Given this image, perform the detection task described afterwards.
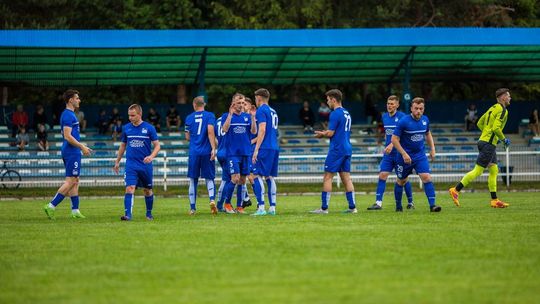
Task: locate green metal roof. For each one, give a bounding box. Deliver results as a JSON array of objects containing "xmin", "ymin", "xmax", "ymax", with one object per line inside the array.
[{"xmin": 1, "ymin": 29, "xmax": 540, "ymax": 86}]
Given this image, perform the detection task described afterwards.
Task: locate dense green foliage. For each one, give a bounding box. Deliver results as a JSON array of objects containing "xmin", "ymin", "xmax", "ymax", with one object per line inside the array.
[
  {"xmin": 1, "ymin": 193, "xmax": 539, "ymax": 303},
  {"xmin": 2, "ymin": 1, "xmax": 540, "ymax": 103}
]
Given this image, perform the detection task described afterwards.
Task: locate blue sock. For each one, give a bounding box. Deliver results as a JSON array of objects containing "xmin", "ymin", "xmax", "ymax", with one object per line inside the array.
[
  {"xmin": 423, "ymin": 182, "xmax": 436, "ymax": 207},
  {"xmin": 404, "ymin": 181, "xmax": 413, "ymax": 204},
  {"xmin": 206, "ymin": 179, "xmax": 215, "ymax": 201},
  {"xmin": 375, "ymin": 179, "xmax": 386, "ymax": 202},
  {"xmin": 225, "ymin": 181, "xmax": 236, "ymax": 204},
  {"xmin": 252, "ymin": 177, "xmax": 265, "ymax": 206},
  {"xmin": 394, "ymin": 183, "xmax": 403, "ymax": 210},
  {"xmin": 124, "ymin": 193, "xmax": 134, "ymax": 217},
  {"xmin": 145, "ymin": 194, "xmax": 153, "ymax": 216},
  {"xmin": 266, "ymin": 178, "xmax": 277, "ymax": 207},
  {"xmin": 321, "ymin": 191, "xmax": 331, "ymax": 210},
  {"xmin": 189, "ymin": 178, "xmax": 198, "ymax": 210},
  {"xmin": 236, "ymin": 184, "xmax": 244, "ymax": 207},
  {"xmin": 50, "ymin": 193, "xmax": 65, "ymax": 207},
  {"xmin": 70, "ymin": 196, "xmax": 79, "ymax": 210},
  {"xmin": 346, "ymin": 192, "xmax": 356, "ymax": 209}
]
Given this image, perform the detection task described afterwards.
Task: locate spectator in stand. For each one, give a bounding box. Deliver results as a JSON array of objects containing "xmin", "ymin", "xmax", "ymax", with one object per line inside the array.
[
  {"xmin": 109, "ymin": 107, "xmax": 121, "ymax": 132},
  {"xmin": 16, "ymin": 127, "xmax": 29, "ymax": 151},
  {"xmin": 112, "ymin": 119, "xmax": 123, "ymax": 141},
  {"xmin": 298, "ymin": 101, "xmax": 315, "ymax": 132},
  {"xmin": 147, "ymin": 107, "xmax": 161, "ymax": 132},
  {"xmin": 75, "ymin": 108, "xmax": 87, "ymax": 133},
  {"xmin": 530, "ymin": 109, "xmax": 540, "ymax": 137},
  {"xmin": 96, "ymin": 109, "xmax": 110, "ymax": 134},
  {"xmin": 166, "ymin": 105, "xmax": 181, "ymax": 131},
  {"xmin": 33, "ymin": 104, "xmax": 49, "ymax": 131},
  {"xmin": 12, "ymin": 104, "xmax": 29, "ymax": 138},
  {"xmin": 36, "ymin": 124, "xmax": 49, "ymax": 151},
  {"xmin": 465, "ymin": 103, "xmax": 478, "ymax": 131},
  {"xmin": 318, "ymin": 101, "xmax": 331, "ymax": 129}
]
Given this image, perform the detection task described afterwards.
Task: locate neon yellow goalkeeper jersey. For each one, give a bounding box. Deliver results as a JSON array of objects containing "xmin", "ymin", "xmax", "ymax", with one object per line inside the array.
[{"xmin": 477, "ymin": 102, "xmax": 508, "ymax": 145}]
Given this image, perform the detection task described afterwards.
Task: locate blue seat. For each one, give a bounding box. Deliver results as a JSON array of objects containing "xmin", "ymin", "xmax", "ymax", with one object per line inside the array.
[
  {"xmin": 363, "ymin": 138, "xmax": 376, "ymax": 143},
  {"xmin": 306, "ymin": 139, "xmax": 319, "ymax": 144},
  {"xmin": 442, "ymin": 146, "xmax": 456, "ymax": 151},
  {"xmin": 456, "ymin": 137, "xmax": 469, "ymax": 142},
  {"xmin": 285, "ymin": 130, "xmax": 298, "ymax": 135},
  {"xmin": 432, "ymin": 163, "xmax": 447, "ymax": 170},
  {"xmin": 451, "ymin": 163, "xmax": 466, "ymax": 170},
  {"xmin": 461, "ymin": 146, "xmax": 474, "ymax": 151},
  {"xmin": 288, "ymin": 139, "xmax": 301, "ymax": 144},
  {"xmin": 432, "ymin": 129, "xmax": 444, "ymax": 134},
  {"xmin": 291, "ymin": 148, "xmax": 305, "ymax": 153},
  {"xmin": 355, "ymin": 165, "xmax": 369, "ymax": 171},
  {"xmin": 310, "ymin": 147, "xmax": 324, "ymax": 153},
  {"xmin": 451, "ymin": 128, "xmax": 463, "ymax": 133},
  {"xmin": 437, "ymin": 137, "xmax": 450, "ymax": 142}
]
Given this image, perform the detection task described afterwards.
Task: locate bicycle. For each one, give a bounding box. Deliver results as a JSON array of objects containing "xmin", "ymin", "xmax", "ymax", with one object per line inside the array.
[{"xmin": 1, "ymin": 160, "xmax": 21, "ymax": 189}]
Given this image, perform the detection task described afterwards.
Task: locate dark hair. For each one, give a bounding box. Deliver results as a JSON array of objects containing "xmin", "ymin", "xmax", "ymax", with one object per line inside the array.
[
  {"xmin": 193, "ymin": 96, "xmax": 205, "ymax": 106},
  {"xmin": 387, "ymin": 95, "xmax": 399, "ymax": 102},
  {"xmin": 325, "ymin": 89, "xmax": 343, "ymax": 102},
  {"xmin": 63, "ymin": 89, "xmax": 79, "ymax": 103},
  {"xmin": 496, "ymin": 88, "xmax": 510, "ymax": 99},
  {"xmin": 245, "ymin": 97, "xmax": 253, "ymax": 104},
  {"xmin": 254, "ymin": 88, "xmax": 270, "ymax": 99},
  {"xmin": 412, "ymin": 97, "xmax": 425, "ymax": 105}
]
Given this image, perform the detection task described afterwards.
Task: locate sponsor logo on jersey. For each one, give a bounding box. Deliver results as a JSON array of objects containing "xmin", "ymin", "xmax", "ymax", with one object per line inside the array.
[
  {"xmin": 233, "ymin": 126, "xmax": 246, "ymax": 134},
  {"xmin": 411, "ymin": 134, "xmax": 424, "ymax": 142},
  {"xmin": 130, "ymin": 139, "xmax": 145, "ymax": 148},
  {"xmin": 385, "ymin": 129, "xmax": 394, "ymax": 135}
]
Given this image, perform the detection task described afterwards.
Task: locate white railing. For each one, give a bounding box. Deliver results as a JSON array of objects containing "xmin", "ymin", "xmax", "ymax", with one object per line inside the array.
[{"xmin": 1, "ymin": 150, "xmax": 539, "ymax": 189}]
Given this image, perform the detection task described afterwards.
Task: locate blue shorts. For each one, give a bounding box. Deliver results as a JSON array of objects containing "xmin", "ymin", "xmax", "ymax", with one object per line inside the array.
[
  {"xmin": 395, "ymin": 153, "xmax": 431, "ymax": 180},
  {"xmin": 228, "ymin": 155, "xmax": 250, "ymax": 176},
  {"xmin": 379, "ymin": 153, "xmax": 398, "ymax": 173},
  {"xmin": 324, "ymin": 152, "xmax": 351, "ymax": 173},
  {"xmin": 187, "ymin": 154, "xmax": 215, "ymax": 179},
  {"xmin": 254, "ymin": 149, "xmax": 279, "ymax": 177},
  {"xmin": 124, "ymin": 164, "xmax": 153, "ymax": 189},
  {"xmin": 218, "ymin": 156, "xmax": 231, "ymax": 182},
  {"xmin": 62, "ymin": 153, "xmax": 81, "ymax": 177}
]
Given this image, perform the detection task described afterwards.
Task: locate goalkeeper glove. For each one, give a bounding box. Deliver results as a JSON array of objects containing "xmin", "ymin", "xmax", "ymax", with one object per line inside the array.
[{"xmin": 501, "ymin": 138, "xmax": 510, "ymax": 149}]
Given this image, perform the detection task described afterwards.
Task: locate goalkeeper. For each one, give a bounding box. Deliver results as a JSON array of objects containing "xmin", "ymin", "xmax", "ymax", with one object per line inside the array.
[{"xmin": 449, "ymin": 88, "xmax": 511, "ymax": 208}]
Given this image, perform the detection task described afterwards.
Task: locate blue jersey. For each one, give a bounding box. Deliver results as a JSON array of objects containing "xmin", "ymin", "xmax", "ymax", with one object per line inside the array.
[
  {"xmin": 223, "ymin": 112, "xmax": 252, "ymax": 156},
  {"xmin": 121, "ymin": 121, "xmax": 159, "ymax": 166},
  {"xmin": 382, "ymin": 111, "xmax": 406, "ymax": 148},
  {"xmin": 185, "ymin": 110, "xmax": 216, "ymax": 156},
  {"xmin": 393, "ymin": 114, "xmax": 430, "ymax": 156},
  {"xmin": 215, "ymin": 115, "xmax": 227, "ymax": 159},
  {"xmin": 328, "ymin": 107, "xmax": 352, "ymax": 156},
  {"xmin": 60, "ymin": 109, "xmax": 81, "ymax": 155},
  {"xmin": 255, "ymin": 104, "xmax": 279, "ymax": 150}
]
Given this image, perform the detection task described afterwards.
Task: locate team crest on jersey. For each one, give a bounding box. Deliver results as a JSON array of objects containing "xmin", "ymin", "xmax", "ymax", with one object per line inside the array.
[
  {"xmin": 244, "ymin": 117, "xmax": 248, "ymax": 122},
  {"xmin": 142, "ymin": 128, "xmax": 148, "ymax": 134},
  {"xmin": 395, "ymin": 118, "xmax": 398, "ymax": 122},
  {"xmin": 422, "ymin": 120, "xmax": 426, "ymax": 125}
]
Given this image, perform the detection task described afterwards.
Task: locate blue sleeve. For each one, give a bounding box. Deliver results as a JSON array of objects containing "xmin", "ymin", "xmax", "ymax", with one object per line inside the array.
[
  {"xmin": 425, "ymin": 117, "xmax": 430, "ymax": 132},
  {"xmin": 256, "ymin": 108, "xmax": 267, "ymax": 124},
  {"xmin": 394, "ymin": 119, "xmax": 405, "ymax": 137},
  {"xmin": 328, "ymin": 111, "xmax": 338, "ymax": 131},
  {"xmin": 121, "ymin": 124, "xmax": 127, "ymax": 143},
  {"xmin": 184, "ymin": 114, "xmax": 192, "ymax": 132},
  {"xmin": 149, "ymin": 125, "xmax": 158, "ymax": 141},
  {"xmin": 207, "ymin": 112, "xmax": 215, "ymax": 126}
]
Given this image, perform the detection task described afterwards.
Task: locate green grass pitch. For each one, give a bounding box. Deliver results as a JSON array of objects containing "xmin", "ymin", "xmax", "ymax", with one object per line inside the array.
[{"xmin": 1, "ymin": 192, "xmax": 539, "ymax": 304}]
